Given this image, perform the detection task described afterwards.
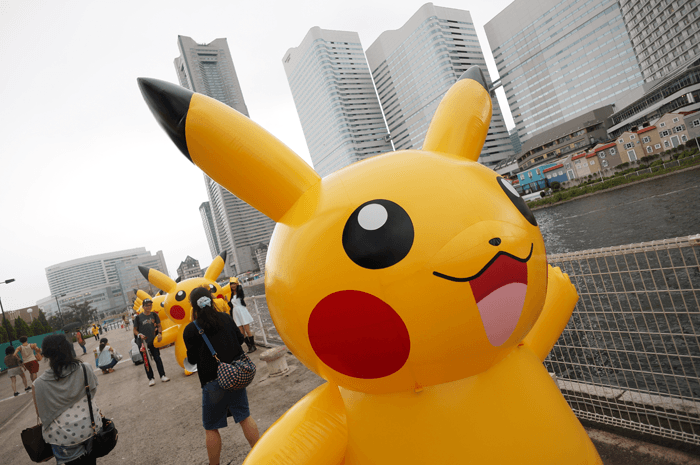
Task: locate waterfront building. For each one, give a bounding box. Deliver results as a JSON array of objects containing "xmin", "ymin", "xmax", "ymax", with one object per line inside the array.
[
  {"xmin": 485, "ymin": 0, "xmax": 645, "ymax": 143},
  {"xmin": 636, "ymin": 126, "xmax": 664, "ymax": 156},
  {"xmin": 177, "ymin": 256, "xmax": 204, "ymax": 280},
  {"xmin": 615, "ymin": 130, "xmax": 642, "ymax": 163},
  {"xmin": 571, "ymin": 152, "xmax": 593, "ymax": 178},
  {"xmin": 654, "ymin": 111, "xmax": 692, "ymax": 149},
  {"xmin": 607, "ymin": 60, "xmax": 700, "ymax": 137},
  {"xmin": 41, "ymin": 248, "xmax": 168, "ymax": 318},
  {"xmin": 592, "ymin": 142, "xmax": 623, "ymax": 170},
  {"xmin": 543, "ymin": 164, "xmax": 568, "ymax": 185},
  {"xmin": 199, "ymin": 202, "xmax": 221, "ymax": 260},
  {"xmin": 684, "ymin": 111, "xmax": 700, "ymax": 144},
  {"xmin": 619, "ymin": 0, "xmax": 700, "ymax": 83},
  {"xmin": 516, "ymin": 162, "xmax": 561, "ymax": 193},
  {"xmin": 283, "ymin": 28, "xmax": 392, "ymax": 177},
  {"xmin": 174, "ymin": 36, "xmax": 275, "ymax": 276},
  {"xmin": 365, "ymin": 3, "xmax": 514, "ymax": 168},
  {"xmin": 514, "ymin": 106, "xmax": 614, "ymax": 170}
]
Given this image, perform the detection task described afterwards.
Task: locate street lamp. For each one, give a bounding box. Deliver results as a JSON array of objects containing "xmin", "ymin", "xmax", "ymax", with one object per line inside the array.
[
  {"xmin": 1, "ymin": 278, "xmax": 16, "ymax": 346},
  {"xmin": 54, "ymin": 293, "xmax": 67, "ymax": 329}
]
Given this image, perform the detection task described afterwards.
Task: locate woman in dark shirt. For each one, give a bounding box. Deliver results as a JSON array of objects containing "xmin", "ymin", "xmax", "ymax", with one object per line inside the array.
[{"xmin": 183, "ymin": 286, "xmax": 259, "ymax": 465}]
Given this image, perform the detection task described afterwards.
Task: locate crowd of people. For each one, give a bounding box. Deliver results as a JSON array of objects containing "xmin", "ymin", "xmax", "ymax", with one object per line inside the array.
[{"xmin": 4, "ymin": 277, "xmax": 260, "ymax": 465}]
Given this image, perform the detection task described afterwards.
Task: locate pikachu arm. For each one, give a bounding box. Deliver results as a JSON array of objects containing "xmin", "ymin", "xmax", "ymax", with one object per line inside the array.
[
  {"xmin": 153, "ymin": 325, "xmax": 178, "ymax": 348},
  {"xmin": 174, "ymin": 326, "xmax": 188, "ymax": 369},
  {"xmin": 522, "ymin": 264, "xmax": 579, "ymax": 362},
  {"xmin": 243, "ymin": 382, "xmax": 347, "ymax": 465}
]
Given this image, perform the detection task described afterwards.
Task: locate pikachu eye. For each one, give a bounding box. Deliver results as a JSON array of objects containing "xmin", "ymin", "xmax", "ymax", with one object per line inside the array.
[
  {"xmin": 497, "ymin": 177, "xmax": 537, "ymax": 226},
  {"xmin": 175, "ymin": 290, "xmax": 186, "ymax": 301},
  {"xmin": 209, "ymin": 284, "xmax": 217, "ymax": 292},
  {"xmin": 343, "ymin": 199, "xmax": 414, "ymax": 269}
]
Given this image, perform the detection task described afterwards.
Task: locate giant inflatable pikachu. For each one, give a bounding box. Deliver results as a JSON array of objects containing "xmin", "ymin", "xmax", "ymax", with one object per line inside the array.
[{"xmin": 138, "ymin": 67, "xmax": 601, "ymax": 464}]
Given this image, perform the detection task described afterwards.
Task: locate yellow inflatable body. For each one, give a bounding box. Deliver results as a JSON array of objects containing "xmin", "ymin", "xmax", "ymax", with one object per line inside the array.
[
  {"xmin": 138, "ymin": 254, "xmax": 230, "ymax": 371},
  {"xmin": 138, "ymin": 67, "xmax": 601, "ymax": 464},
  {"xmin": 133, "ymin": 290, "xmax": 177, "ymax": 348}
]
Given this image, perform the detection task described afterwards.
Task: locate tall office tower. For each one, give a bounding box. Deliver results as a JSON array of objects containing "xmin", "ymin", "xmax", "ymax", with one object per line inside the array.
[
  {"xmin": 199, "ymin": 201, "xmax": 220, "ymax": 259},
  {"xmin": 174, "ymin": 35, "xmax": 275, "ymax": 276},
  {"xmin": 485, "ymin": 0, "xmax": 646, "ymax": 143},
  {"xmin": 619, "ymin": 0, "xmax": 700, "ymax": 83},
  {"xmin": 365, "ymin": 4, "xmax": 514, "ymax": 168},
  {"xmin": 283, "ymin": 28, "xmax": 393, "ymax": 177},
  {"xmin": 42, "ymin": 248, "xmax": 168, "ymax": 317}
]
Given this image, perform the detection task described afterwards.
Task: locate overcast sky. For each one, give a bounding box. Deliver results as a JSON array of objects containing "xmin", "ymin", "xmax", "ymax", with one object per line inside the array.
[{"xmin": 0, "ymin": 0, "xmax": 515, "ymax": 310}]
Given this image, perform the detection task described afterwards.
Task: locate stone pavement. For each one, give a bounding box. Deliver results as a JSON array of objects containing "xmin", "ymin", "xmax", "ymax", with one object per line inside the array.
[{"xmin": 0, "ymin": 324, "xmax": 698, "ymax": 465}]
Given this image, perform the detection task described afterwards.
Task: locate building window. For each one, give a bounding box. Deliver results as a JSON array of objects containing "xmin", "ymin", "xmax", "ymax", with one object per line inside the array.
[
  {"xmin": 602, "ymin": 160, "xmax": 609, "ymax": 168},
  {"xmin": 535, "ymin": 168, "xmax": 540, "ymax": 175},
  {"xmin": 565, "ymin": 163, "xmax": 570, "ymax": 168},
  {"xmin": 528, "ymin": 172, "xmax": 532, "ymax": 178},
  {"xmin": 655, "ymin": 144, "xmax": 661, "ymax": 149},
  {"xmin": 610, "ymin": 148, "xmax": 616, "ymax": 155},
  {"xmin": 646, "ymin": 146, "xmax": 653, "ymax": 153},
  {"xmin": 673, "ymin": 125, "xmax": 685, "ymax": 133},
  {"xmin": 630, "ymin": 134, "xmax": 636, "ymax": 139},
  {"xmin": 546, "ymin": 174, "xmax": 551, "ymax": 179},
  {"xmin": 659, "ymin": 130, "xmax": 671, "ymax": 137},
  {"xmin": 664, "ymin": 140, "xmax": 670, "ymax": 148},
  {"xmin": 682, "ymin": 135, "xmax": 687, "ymax": 142},
  {"xmin": 660, "ymin": 122, "xmax": 666, "ymax": 127},
  {"xmin": 590, "ymin": 160, "xmax": 595, "ymax": 165},
  {"xmin": 624, "ymin": 142, "xmax": 634, "ymax": 149},
  {"xmin": 599, "ymin": 152, "xmax": 606, "ymax": 158},
  {"xmin": 627, "ymin": 150, "xmax": 637, "ymax": 161},
  {"xmin": 520, "ymin": 174, "xmax": 525, "ymax": 180},
  {"xmin": 618, "ymin": 139, "xmax": 624, "ymax": 143},
  {"xmin": 567, "ymin": 170, "xmax": 575, "ymax": 179},
  {"xmin": 692, "ymin": 119, "xmax": 700, "ymax": 128},
  {"xmin": 558, "ymin": 170, "xmax": 564, "ymax": 176},
  {"xmin": 643, "ymin": 136, "xmax": 651, "ymax": 143},
  {"xmin": 673, "ymin": 117, "xmax": 679, "ymax": 123}
]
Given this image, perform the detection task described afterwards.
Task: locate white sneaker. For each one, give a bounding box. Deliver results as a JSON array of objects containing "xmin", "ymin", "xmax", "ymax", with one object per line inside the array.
[
  {"xmin": 148, "ymin": 379, "xmax": 155, "ymax": 387},
  {"xmin": 160, "ymin": 376, "xmax": 170, "ymax": 383}
]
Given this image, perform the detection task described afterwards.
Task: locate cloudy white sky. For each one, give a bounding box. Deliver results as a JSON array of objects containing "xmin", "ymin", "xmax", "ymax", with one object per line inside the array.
[{"xmin": 0, "ymin": 0, "xmax": 515, "ymax": 309}]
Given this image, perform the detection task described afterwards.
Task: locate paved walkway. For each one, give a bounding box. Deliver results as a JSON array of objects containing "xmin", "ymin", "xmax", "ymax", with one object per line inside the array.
[{"xmin": 1, "ymin": 325, "xmax": 698, "ymax": 464}]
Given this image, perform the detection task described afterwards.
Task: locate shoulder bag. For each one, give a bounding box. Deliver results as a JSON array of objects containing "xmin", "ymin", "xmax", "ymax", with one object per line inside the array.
[
  {"xmin": 81, "ymin": 365, "xmax": 118, "ymax": 457},
  {"xmin": 20, "ymin": 418, "xmax": 53, "ymax": 462},
  {"xmin": 193, "ymin": 320, "xmax": 256, "ymax": 390}
]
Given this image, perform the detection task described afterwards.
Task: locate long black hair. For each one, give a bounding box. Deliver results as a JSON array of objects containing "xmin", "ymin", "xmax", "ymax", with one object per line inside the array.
[
  {"xmin": 99, "ymin": 338, "xmax": 109, "ymax": 353},
  {"xmin": 42, "ymin": 335, "xmax": 81, "ymax": 380},
  {"xmin": 232, "ymin": 283, "xmax": 246, "ymax": 307},
  {"xmin": 190, "ymin": 286, "xmax": 221, "ymax": 331}
]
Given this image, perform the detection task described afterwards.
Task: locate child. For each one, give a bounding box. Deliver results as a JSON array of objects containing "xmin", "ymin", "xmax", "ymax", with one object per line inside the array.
[{"xmin": 4, "ymin": 346, "xmax": 29, "ymax": 395}]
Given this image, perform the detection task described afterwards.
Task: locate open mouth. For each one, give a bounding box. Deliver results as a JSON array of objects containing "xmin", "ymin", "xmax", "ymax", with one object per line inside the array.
[{"xmin": 433, "ymin": 244, "xmax": 532, "ymax": 346}]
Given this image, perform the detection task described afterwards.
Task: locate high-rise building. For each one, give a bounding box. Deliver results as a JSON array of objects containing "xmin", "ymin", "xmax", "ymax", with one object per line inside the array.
[
  {"xmin": 41, "ymin": 248, "xmax": 168, "ymax": 317},
  {"xmin": 283, "ymin": 28, "xmax": 393, "ymax": 177},
  {"xmin": 174, "ymin": 35, "xmax": 275, "ymax": 276},
  {"xmin": 619, "ymin": 0, "xmax": 700, "ymax": 83},
  {"xmin": 199, "ymin": 201, "xmax": 220, "ymax": 259},
  {"xmin": 365, "ymin": 4, "xmax": 514, "ymax": 168},
  {"xmin": 485, "ymin": 0, "xmax": 646, "ymax": 143}
]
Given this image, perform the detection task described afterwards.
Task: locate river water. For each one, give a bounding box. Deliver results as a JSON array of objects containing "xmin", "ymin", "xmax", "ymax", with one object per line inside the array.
[{"xmin": 534, "ymin": 169, "xmax": 700, "ymax": 254}]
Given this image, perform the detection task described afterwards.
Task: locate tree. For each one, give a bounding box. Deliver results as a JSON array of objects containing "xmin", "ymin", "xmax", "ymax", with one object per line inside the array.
[
  {"xmin": 30, "ymin": 319, "xmax": 46, "ymax": 336},
  {"xmin": 14, "ymin": 317, "xmax": 32, "ymax": 338},
  {"xmin": 47, "ymin": 315, "xmax": 62, "ymax": 332},
  {"xmin": 37, "ymin": 310, "xmax": 53, "ymax": 334},
  {"xmin": 551, "ymin": 181, "xmax": 561, "ymax": 191},
  {"xmin": 3, "ymin": 318, "xmax": 17, "ymax": 341},
  {"xmin": 65, "ymin": 300, "xmax": 97, "ymax": 327},
  {"xmin": 0, "ymin": 326, "xmax": 8, "ymax": 343}
]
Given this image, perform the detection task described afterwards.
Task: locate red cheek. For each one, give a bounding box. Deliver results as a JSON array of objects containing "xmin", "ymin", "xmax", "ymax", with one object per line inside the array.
[
  {"xmin": 170, "ymin": 306, "xmax": 185, "ymax": 320},
  {"xmin": 217, "ymin": 294, "xmax": 224, "ymax": 299},
  {"xmin": 308, "ymin": 290, "xmax": 410, "ymax": 379}
]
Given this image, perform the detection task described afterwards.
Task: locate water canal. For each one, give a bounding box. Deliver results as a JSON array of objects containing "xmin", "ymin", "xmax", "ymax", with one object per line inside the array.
[{"xmin": 534, "ymin": 169, "xmax": 700, "ymax": 254}]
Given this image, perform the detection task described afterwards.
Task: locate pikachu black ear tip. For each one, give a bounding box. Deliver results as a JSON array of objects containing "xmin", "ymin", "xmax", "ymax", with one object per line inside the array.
[
  {"xmin": 138, "ymin": 266, "xmax": 150, "ymax": 280},
  {"xmin": 137, "ymin": 77, "xmax": 193, "ymax": 163},
  {"xmin": 458, "ymin": 66, "xmax": 488, "ymax": 92},
  {"xmin": 219, "ymin": 251, "xmax": 227, "ymax": 262}
]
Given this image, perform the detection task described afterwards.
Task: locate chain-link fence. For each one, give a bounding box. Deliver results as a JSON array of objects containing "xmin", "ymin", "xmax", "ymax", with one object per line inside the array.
[{"xmin": 547, "ymin": 235, "xmax": 700, "ymax": 445}]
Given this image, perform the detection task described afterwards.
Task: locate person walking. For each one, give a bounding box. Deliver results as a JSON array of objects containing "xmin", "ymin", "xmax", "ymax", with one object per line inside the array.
[
  {"xmin": 97, "ymin": 338, "xmax": 117, "ymax": 374},
  {"xmin": 34, "ymin": 334, "xmax": 102, "ymax": 464},
  {"xmin": 183, "ymin": 286, "xmax": 259, "ymax": 465},
  {"xmin": 4, "ymin": 346, "xmax": 29, "ymax": 396},
  {"xmin": 133, "ymin": 298, "xmax": 169, "ymax": 386},
  {"xmin": 226, "ymin": 277, "xmax": 256, "ymax": 353},
  {"xmin": 91, "ymin": 325, "xmax": 99, "ymax": 342},
  {"xmin": 76, "ymin": 331, "xmax": 87, "ymax": 355},
  {"xmin": 14, "ymin": 335, "xmax": 42, "ymax": 383}
]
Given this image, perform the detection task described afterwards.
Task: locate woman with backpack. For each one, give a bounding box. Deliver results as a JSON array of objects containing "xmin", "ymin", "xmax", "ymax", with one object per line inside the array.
[{"xmin": 183, "ymin": 286, "xmax": 259, "ymax": 465}]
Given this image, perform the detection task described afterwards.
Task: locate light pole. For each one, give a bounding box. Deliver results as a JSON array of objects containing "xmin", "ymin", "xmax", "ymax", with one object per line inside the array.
[
  {"xmin": 1, "ymin": 278, "xmax": 16, "ymax": 346},
  {"xmin": 54, "ymin": 293, "xmax": 67, "ymax": 329}
]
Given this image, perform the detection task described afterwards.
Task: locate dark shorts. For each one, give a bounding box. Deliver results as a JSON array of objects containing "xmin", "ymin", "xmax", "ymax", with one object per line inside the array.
[
  {"xmin": 24, "ymin": 361, "xmax": 39, "ymax": 374},
  {"xmin": 201, "ymin": 380, "xmax": 250, "ymax": 430}
]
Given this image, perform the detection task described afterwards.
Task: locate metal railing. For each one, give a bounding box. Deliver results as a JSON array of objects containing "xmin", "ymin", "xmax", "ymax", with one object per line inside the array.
[
  {"xmin": 547, "ymin": 235, "xmax": 700, "ymax": 445},
  {"xmin": 245, "ymin": 235, "xmax": 700, "ymax": 445}
]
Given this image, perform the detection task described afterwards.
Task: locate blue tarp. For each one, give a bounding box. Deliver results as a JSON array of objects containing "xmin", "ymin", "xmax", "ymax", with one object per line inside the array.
[{"xmin": 0, "ymin": 331, "xmax": 65, "ymax": 371}]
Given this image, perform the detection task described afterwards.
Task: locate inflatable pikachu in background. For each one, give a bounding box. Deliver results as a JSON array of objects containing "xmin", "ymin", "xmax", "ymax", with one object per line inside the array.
[
  {"xmin": 133, "ymin": 290, "xmax": 178, "ymax": 348},
  {"xmin": 138, "ymin": 253, "xmax": 230, "ymax": 373},
  {"xmin": 138, "ymin": 67, "xmax": 602, "ymax": 464}
]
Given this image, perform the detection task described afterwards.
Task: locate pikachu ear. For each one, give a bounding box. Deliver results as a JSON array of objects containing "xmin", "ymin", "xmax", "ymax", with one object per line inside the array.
[
  {"xmin": 136, "ymin": 290, "xmax": 152, "ymax": 301},
  {"xmin": 204, "ymin": 252, "xmax": 227, "ymax": 281},
  {"xmin": 139, "ymin": 266, "xmax": 177, "ymax": 294},
  {"xmin": 138, "ymin": 78, "xmax": 321, "ymax": 222},
  {"xmin": 422, "ymin": 66, "xmax": 492, "ymax": 162}
]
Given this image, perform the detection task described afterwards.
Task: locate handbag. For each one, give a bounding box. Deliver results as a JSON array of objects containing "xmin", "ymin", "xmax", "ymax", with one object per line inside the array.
[
  {"xmin": 20, "ymin": 420, "xmax": 53, "ymax": 462},
  {"xmin": 193, "ymin": 320, "xmax": 256, "ymax": 390},
  {"xmin": 82, "ymin": 365, "xmax": 118, "ymax": 457}
]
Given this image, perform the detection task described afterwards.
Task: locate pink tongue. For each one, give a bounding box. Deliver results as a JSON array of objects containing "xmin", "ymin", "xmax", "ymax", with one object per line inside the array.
[{"xmin": 476, "ymin": 283, "xmax": 527, "ymax": 347}]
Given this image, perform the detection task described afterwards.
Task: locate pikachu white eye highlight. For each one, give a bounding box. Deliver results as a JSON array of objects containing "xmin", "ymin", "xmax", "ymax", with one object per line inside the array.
[{"xmin": 358, "ymin": 203, "xmax": 389, "ymax": 231}]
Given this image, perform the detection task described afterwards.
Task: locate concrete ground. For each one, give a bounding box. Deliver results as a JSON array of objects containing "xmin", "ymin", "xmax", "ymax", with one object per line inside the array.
[{"xmin": 1, "ymin": 325, "xmax": 698, "ymax": 465}]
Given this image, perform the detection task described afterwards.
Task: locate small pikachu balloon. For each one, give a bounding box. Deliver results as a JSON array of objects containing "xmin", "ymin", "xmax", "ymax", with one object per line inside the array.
[{"xmin": 138, "ymin": 66, "xmax": 601, "ymax": 464}]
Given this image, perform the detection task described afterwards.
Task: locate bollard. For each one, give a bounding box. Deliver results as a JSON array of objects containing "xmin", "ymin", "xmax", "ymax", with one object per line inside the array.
[
  {"xmin": 259, "ymin": 346, "xmax": 289, "ymax": 377},
  {"xmin": 93, "ymin": 349, "xmax": 99, "ymax": 368}
]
